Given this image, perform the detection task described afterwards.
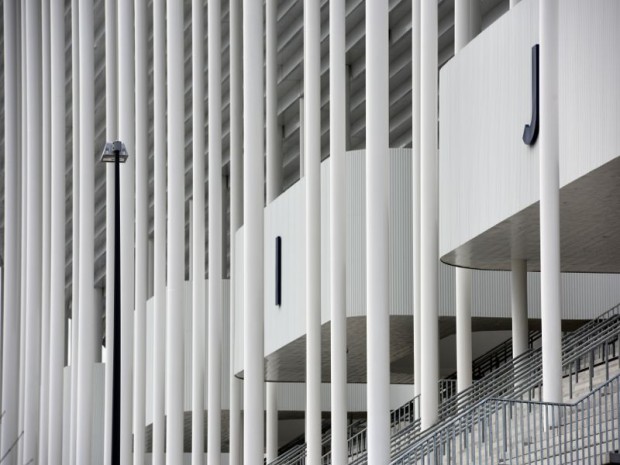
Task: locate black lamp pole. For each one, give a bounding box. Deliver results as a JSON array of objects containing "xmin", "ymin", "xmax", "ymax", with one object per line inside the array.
[
  {"xmin": 111, "ymin": 148, "xmax": 121, "ymax": 465},
  {"xmin": 101, "ymin": 140, "xmax": 127, "ymax": 465}
]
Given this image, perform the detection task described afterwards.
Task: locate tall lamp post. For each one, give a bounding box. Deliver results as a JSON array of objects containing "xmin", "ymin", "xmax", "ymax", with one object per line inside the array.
[{"xmin": 101, "ymin": 140, "xmax": 128, "ymax": 465}]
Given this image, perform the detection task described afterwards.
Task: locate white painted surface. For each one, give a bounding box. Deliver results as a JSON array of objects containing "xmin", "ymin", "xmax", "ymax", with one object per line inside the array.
[
  {"xmin": 234, "ymin": 152, "xmax": 620, "ymax": 371},
  {"xmin": 440, "ymin": 0, "xmax": 620, "ymax": 258}
]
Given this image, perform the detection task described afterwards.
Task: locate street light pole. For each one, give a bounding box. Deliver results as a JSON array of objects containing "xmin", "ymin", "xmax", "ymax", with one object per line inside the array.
[{"xmin": 101, "ymin": 140, "xmax": 128, "ymax": 465}]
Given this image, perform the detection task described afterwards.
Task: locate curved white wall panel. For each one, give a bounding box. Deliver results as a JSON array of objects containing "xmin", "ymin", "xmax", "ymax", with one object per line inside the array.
[
  {"xmin": 233, "ymin": 149, "xmax": 620, "ymax": 371},
  {"xmin": 440, "ymin": 0, "xmax": 620, "ymax": 262}
]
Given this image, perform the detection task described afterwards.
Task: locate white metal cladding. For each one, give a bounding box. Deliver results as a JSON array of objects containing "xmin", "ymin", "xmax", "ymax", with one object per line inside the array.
[
  {"xmin": 439, "ymin": 0, "xmax": 620, "ymax": 257},
  {"xmin": 234, "ymin": 149, "xmax": 620, "ymax": 367},
  {"xmin": 272, "ymin": 383, "xmax": 415, "ymax": 413},
  {"xmin": 144, "ymin": 280, "xmax": 231, "ymax": 425}
]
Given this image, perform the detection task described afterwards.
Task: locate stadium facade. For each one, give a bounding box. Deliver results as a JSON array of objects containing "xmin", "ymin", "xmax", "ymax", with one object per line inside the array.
[{"xmin": 1, "ymin": 0, "xmax": 620, "ymax": 464}]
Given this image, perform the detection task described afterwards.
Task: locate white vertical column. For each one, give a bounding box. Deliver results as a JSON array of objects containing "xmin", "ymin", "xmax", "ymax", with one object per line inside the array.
[
  {"xmin": 69, "ymin": 0, "xmax": 80, "ymax": 462},
  {"xmin": 366, "ymin": 0, "xmax": 390, "ymax": 460},
  {"xmin": 228, "ymin": 0, "xmax": 243, "ymax": 461},
  {"xmin": 118, "ymin": 0, "xmax": 136, "ymax": 461},
  {"xmin": 266, "ymin": 384, "xmax": 278, "ymax": 462},
  {"xmin": 75, "ymin": 0, "xmax": 96, "ymax": 460},
  {"xmin": 412, "ymin": 0, "xmax": 422, "ymax": 398},
  {"xmin": 266, "ymin": 0, "xmax": 282, "ymax": 201},
  {"xmin": 191, "ymin": 1, "xmax": 206, "ymax": 463},
  {"xmin": 453, "ymin": 0, "xmax": 479, "ymax": 395},
  {"xmin": 540, "ymin": 0, "xmax": 562, "ymax": 405},
  {"xmin": 208, "ymin": 0, "xmax": 223, "ymax": 461},
  {"xmin": 23, "ymin": 0, "xmax": 43, "ymax": 461},
  {"xmin": 329, "ymin": 0, "xmax": 347, "ymax": 460},
  {"xmin": 1, "ymin": 0, "xmax": 21, "ymax": 461},
  {"xmin": 511, "ymin": 259, "xmax": 528, "ymax": 358},
  {"xmin": 133, "ymin": 0, "xmax": 148, "ymax": 460},
  {"xmin": 152, "ymin": 1, "xmax": 166, "ymax": 464},
  {"xmin": 39, "ymin": 0, "xmax": 52, "ymax": 458},
  {"xmin": 167, "ymin": 0, "xmax": 185, "ymax": 460},
  {"xmin": 103, "ymin": 0, "xmax": 118, "ymax": 462},
  {"xmin": 299, "ymin": 98, "xmax": 305, "ymax": 178},
  {"xmin": 304, "ymin": 0, "xmax": 321, "ymax": 463},
  {"xmin": 420, "ymin": 0, "xmax": 439, "ymax": 431},
  {"xmin": 456, "ymin": 270, "xmax": 472, "ymax": 392},
  {"xmin": 243, "ymin": 0, "xmax": 265, "ymax": 461}
]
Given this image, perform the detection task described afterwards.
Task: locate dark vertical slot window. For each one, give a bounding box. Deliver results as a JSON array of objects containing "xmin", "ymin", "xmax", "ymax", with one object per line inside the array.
[{"xmin": 275, "ymin": 236, "xmax": 282, "ymax": 306}]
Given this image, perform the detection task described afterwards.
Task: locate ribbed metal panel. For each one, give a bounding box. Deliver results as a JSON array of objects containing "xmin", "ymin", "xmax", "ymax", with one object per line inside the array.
[{"xmin": 346, "ymin": 151, "xmax": 367, "ymax": 317}]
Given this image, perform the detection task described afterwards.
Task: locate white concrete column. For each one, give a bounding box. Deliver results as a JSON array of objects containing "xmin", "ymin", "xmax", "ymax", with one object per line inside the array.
[
  {"xmin": 366, "ymin": 0, "xmax": 390, "ymax": 460},
  {"xmin": 412, "ymin": 0, "xmax": 421, "ymax": 398},
  {"xmin": 299, "ymin": 97, "xmax": 305, "ymax": 178},
  {"xmin": 511, "ymin": 259, "xmax": 528, "ymax": 358},
  {"xmin": 103, "ymin": 0, "xmax": 118, "ymax": 462},
  {"xmin": 208, "ymin": 0, "xmax": 223, "ymax": 461},
  {"xmin": 23, "ymin": 0, "xmax": 43, "ymax": 461},
  {"xmin": 1, "ymin": 1, "xmax": 21, "ymax": 461},
  {"xmin": 152, "ymin": 1, "xmax": 166, "ymax": 463},
  {"xmin": 75, "ymin": 0, "xmax": 96, "ymax": 460},
  {"xmin": 192, "ymin": 0, "xmax": 206, "ymax": 463},
  {"xmin": 456, "ymin": 270, "xmax": 472, "ymax": 392},
  {"xmin": 329, "ymin": 0, "xmax": 348, "ymax": 461},
  {"xmin": 243, "ymin": 0, "xmax": 265, "ymax": 461},
  {"xmin": 133, "ymin": 0, "xmax": 148, "ymax": 460},
  {"xmin": 39, "ymin": 1, "xmax": 52, "ymax": 458},
  {"xmin": 304, "ymin": 0, "xmax": 322, "ymax": 463},
  {"xmin": 266, "ymin": 0, "xmax": 282, "ymax": 202},
  {"xmin": 454, "ymin": 0, "xmax": 480, "ymax": 53},
  {"xmin": 69, "ymin": 1, "xmax": 80, "ymax": 462},
  {"xmin": 453, "ymin": 0, "xmax": 480, "ymax": 396},
  {"xmin": 228, "ymin": 0, "xmax": 243, "ymax": 461},
  {"xmin": 167, "ymin": 0, "xmax": 185, "ymax": 460},
  {"xmin": 420, "ymin": 0, "xmax": 439, "ymax": 430},
  {"xmin": 539, "ymin": 0, "xmax": 562, "ymax": 404},
  {"xmin": 118, "ymin": 0, "xmax": 136, "ymax": 461},
  {"xmin": 266, "ymin": 384, "xmax": 278, "ymax": 462}
]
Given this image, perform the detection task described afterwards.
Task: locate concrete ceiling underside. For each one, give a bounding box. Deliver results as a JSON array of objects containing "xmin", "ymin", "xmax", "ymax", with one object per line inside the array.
[
  {"xmin": 235, "ymin": 315, "xmax": 584, "ymax": 384},
  {"xmin": 442, "ymin": 155, "xmax": 620, "ymax": 273}
]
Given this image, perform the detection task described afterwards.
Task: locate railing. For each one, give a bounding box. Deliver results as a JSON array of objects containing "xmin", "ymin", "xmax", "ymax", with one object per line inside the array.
[
  {"xmin": 347, "ymin": 304, "xmax": 620, "ymax": 464},
  {"xmin": 391, "ymin": 373, "xmax": 620, "ymax": 465}
]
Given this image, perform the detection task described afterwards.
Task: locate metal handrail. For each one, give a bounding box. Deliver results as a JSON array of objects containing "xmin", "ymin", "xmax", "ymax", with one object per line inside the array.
[
  {"xmin": 391, "ymin": 372, "xmax": 620, "ymax": 464},
  {"xmin": 347, "ymin": 305, "xmax": 620, "ymax": 464}
]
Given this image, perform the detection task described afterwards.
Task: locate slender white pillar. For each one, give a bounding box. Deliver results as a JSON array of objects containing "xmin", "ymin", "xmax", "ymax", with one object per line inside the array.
[
  {"xmin": 266, "ymin": 384, "xmax": 278, "ymax": 462},
  {"xmin": 299, "ymin": 97, "xmax": 305, "ymax": 178},
  {"xmin": 103, "ymin": 0, "xmax": 118, "ymax": 462},
  {"xmin": 539, "ymin": 0, "xmax": 562, "ymax": 404},
  {"xmin": 39, "ymin": 1, "xmax": 52, "ymax": 458},
  {"xmin": 152, "ymin": 1, "xmax": 166, "ymax": 464},
  {"xmin": 69, "ymin": 1, "xmax": 80, "ymax": 462},
  {"xmin": 454, "ymin": 0, "xmax": 481, "ymax": 53},
  {"xmin": 191, "ymin": 1, "xmax": 206, "ymax": 463},
  {"xmin": 228, "ymin": 0, "xmax": 243, "ymax": 461},
  {"xmin": 456, "ymin": 270, "xmax": 472, "ymax": 392},
  {"xmin": 266, "ymin": 0, "xmax": 282, "ymax": 201},
  {"xmin": 366, "ymin": 0, "xmax": 390, "ymax": 461},
  {"xmin": 118, "ymin": 0, "xmax": 136, "ymax": 461},
  {"xmin": 420, "ymin": 0, "xmax": 439, "ymax": 431},
  {"xmin": 208, "ymin": 0, "xmax": 223, "ymax": 461},
  {"xmin": 23, "ymin": 0, "xmax": 43, "ymax": 461},
  {"xmin": 511, "ymin": 259, "xmax": 528, "ymax": 358},
  {"xmin": 412, "ymin": 0, "xmax": 422, "ymax": 398},
  {"xmin": 243, "ymin": 0, "xmax": 265, "ymax": 461},
  {"xmin": 453, "ymin": 0, "xmax": 479, "ymax": 395},
  {"xmin": 304, "ymin": 0, "xmax": 322, "ymax": 463},
  {"xmin": 1, "ymin": 1, "xmax": 21, "ymax": 461},
  {"xmin": 329, "ymin": 0, "xmax": 348, "ymax": 461},
  {"xmin": 167, "ymin": 0, "xmax": 185, "ymax": 460},
  {"xmin": 18, "ymin": 5, "xmax": 27, "ymax": 461},
  {"xmin": 75, "ymin": 0, "xmax": 96, "ymax": 460},
  {"xmin": 133, "ymin": 0, "xmax": 148, "ymax": 460}
]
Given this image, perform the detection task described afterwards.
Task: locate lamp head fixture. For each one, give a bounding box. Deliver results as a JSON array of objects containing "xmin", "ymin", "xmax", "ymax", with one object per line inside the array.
[{"xmin": 100, "ymin": 140, "xmax": 129, "ymax": 163}]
